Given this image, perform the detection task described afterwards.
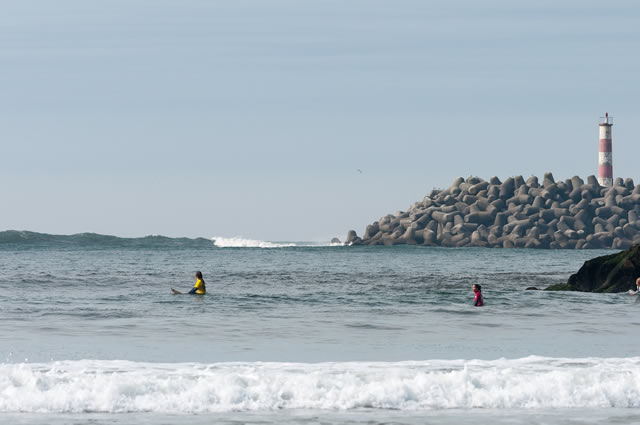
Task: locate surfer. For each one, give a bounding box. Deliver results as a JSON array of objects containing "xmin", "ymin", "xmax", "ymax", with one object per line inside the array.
[
  {"xmin": 473, "ymin": 284, "xmax": 484, "ymax": 306},
  {"xmin": 188, "ymin": 271, "xmax": 206, "ymax": 295}
]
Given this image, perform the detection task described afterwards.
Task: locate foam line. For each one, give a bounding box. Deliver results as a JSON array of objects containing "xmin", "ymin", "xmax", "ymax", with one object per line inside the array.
[{"xmin": 2, "ymin": 357, "xmax": 640, "ymax": 413}]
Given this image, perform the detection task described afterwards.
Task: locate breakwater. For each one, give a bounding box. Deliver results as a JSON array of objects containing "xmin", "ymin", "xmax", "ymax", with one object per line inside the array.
[{"xmin": 346, "ymin": 173, "xmax": 640, "ymax": 249}]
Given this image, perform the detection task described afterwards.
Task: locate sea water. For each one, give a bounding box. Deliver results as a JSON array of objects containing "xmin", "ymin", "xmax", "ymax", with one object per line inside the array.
[{"xmin": 1, "ymin": 233, "xmax": 640, "ymax": 424}]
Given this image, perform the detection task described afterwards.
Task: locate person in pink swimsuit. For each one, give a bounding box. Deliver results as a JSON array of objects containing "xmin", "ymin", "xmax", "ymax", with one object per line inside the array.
[{"xmin": 473, "ymin": 284, "xmax": 484, "ymax": 307}]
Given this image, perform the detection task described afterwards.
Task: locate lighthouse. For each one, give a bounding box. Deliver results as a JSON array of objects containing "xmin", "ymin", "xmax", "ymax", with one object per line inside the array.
[{"xmin": 598, "ymin": 112, "xmax": 613, "ymax": 187}]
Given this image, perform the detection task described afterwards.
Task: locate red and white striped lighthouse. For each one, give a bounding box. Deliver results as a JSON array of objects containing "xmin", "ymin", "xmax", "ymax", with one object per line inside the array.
[{"xmin": 598, "ymin": 112, "xmax": 613, "ymax": 187}]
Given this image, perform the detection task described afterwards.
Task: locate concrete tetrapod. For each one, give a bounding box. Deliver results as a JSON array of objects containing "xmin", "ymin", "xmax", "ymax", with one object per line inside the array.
[{"xmin": 345, "ymin": 174, "xmax": 640, "ymax": 249}]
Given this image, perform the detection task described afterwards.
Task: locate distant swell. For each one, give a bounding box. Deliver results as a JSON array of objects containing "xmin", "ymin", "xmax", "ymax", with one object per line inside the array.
[
  {"xmin": 2, "ymin": 357, "xmax": 640, "ymax": 413},
  {"xmin": 0, "ymin": 231, "xmax": 214, "ymax": 249}
]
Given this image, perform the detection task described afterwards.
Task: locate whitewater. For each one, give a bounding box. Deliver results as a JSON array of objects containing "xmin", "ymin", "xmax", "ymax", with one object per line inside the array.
[
  {"xmin": 3, "ymin": 357, "xmax": 640, "ymax": 413},
  {"xmin": 2, "ymin": 232, "xmax": 640, "ymax": 424}
]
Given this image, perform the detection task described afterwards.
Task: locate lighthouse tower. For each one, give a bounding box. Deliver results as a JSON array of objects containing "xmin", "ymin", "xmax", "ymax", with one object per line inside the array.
[{"xmin": 598, "ymin": 112, "xmax": 613, "ymax": 187}]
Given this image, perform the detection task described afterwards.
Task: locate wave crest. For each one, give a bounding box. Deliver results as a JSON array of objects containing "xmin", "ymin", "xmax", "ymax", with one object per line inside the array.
[
  {"xmin": 211, "ymin": 237, "xmax": 297, "ymax": 248},
  {"xmin": 2, "ymin": 357, "xmax": 640, "ymax": 413}
]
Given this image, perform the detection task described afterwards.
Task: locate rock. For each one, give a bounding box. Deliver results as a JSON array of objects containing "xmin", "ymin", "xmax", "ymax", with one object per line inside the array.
[
  {"xmin": 422, "ymin": 229, "xmax": 436, "ymax": 245},
  {"xmin": 439, "ymin": 205, "xmax": 457, "ymax": 214},
  {"xmin": 547, "ymin": 245, "xmax": 640, "ymax": 292},
  {"xmin": 538, "ymin": 209, "xmax": 554, "ymax": 222},
  {"xmin": 351, "ymin": 174, "xmax": 640, "ymax": 249},
  {"xmin": 524, "ymin": 238, "xmax": 542, "ymax": 248},
  {"xmin": 331, "ymin": 237, "xmax": 341, "ymax": 244},
  {"xmin": 526, "ymin": 176, "xmax": 539, "ymax": 188},
  {"xmin": 400, "ymin": 227, "xmax": 417, "ymax": 245},
  {"xmin": 587, "ymin": 175, "xmax": 599, "ymax": 186},
  {"xmin": 345, "ymin": 230, "xmax": 359, "ymax": 245},
  {"xmin": 363, "ymin": 223, "xmax": 380, "ymax": 240},
  {"xmin": 499, "ymin": 177, "xmax": 515, "ymax": 199},
  {"xmin": 571, "ymin": 176, "xmax": 585, "ymax": 190},
  {"xmin": 469, "ymin": 181, "xmax": 489, "ymax": 195},
  {"xmin": 450, "ymin": 176, "xmax": 465, "ymax": 189},
  {"xmin": 465, "ymin": 211, "xmax": 496, "ymax": 226},
  {"xmin": 462, "ymin": 194, "xmax": 478, "ymax": 204},
  {"xmin": 543, "ymin": 172, "xmax": 555, "ymax": 188},
  {"xmin": 432, "ymin": 211, "xmax": 456, "ymax": 224}
]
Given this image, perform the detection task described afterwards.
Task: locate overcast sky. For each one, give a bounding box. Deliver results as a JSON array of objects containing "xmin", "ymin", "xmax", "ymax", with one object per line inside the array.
[{"xmin": 1, "ymin": 0, "xmax": 639, "ymax": 241}]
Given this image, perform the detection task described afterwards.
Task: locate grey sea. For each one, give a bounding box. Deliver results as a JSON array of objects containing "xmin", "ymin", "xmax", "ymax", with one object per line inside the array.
[{"xmin": 1, "ymin": 232, "xmax": 640, "ymax": 425}]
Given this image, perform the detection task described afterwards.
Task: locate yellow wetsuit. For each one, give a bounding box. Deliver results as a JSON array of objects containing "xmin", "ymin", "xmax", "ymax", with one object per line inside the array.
[{"xmin": 190, "ymin": 278, "xmax": 206, "ymax": 295}]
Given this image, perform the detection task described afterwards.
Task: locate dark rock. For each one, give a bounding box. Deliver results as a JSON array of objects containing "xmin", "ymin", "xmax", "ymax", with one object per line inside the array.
[
  {"xmin": 547, "ymin": 245, "xmax": 640, "ymax": 292},
  {"xmin": 539, "ymin": 209, "xmax": 555, "ymax": 222}
]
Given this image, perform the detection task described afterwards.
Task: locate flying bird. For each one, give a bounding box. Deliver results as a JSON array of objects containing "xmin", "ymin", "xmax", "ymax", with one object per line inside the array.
[{"xmin": 356, "ymin": 169, "xmax": 363, "ymax": 174}]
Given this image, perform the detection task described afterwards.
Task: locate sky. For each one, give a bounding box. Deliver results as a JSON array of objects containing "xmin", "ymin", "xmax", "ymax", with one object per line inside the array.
[{"xmin": 1, "ymin": 0, "xmax": 639, "ymax": 241}]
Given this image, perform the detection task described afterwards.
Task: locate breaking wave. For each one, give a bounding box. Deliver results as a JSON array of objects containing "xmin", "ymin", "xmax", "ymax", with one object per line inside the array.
[
  {"xmin": 211, "ymin": 237, "xmax": 341, "ymax": 248},
  {"xmin": 2, "ymin": 357, "xmax": 640, "ymax": 413},
  {"xmin": 211, "ymin": 237, "xmax": 297, "ymax": 248}
]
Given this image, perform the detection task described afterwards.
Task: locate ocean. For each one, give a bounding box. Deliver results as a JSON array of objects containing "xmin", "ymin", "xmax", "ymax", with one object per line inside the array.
[{"xmin": 1, "ymin": 232, "xmax": 640, "ymax": 424}]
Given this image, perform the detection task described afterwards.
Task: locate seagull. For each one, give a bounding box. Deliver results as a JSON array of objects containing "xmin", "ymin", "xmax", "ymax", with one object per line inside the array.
[{"xmin": 356, "ymin": 169, "xmax": 363, "ymax": 174}]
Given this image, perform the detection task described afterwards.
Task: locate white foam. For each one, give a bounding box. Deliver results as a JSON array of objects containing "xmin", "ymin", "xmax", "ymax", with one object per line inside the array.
[
  {"xmin": 211, "ymin": 237, "xmax": 341, "ymax": 248},
  {"xmin": 211, "ymin": 237, "xmax": 297, "ymax": 248},
  {"xmin": 2, "ymin": 357, "xmax": 640, "ymax": 413}
]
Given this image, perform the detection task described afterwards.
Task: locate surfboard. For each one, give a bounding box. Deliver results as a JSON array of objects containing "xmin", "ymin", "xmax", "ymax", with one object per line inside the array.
[
  {"xmin": 171, "ymin": 288, "xmax": 183, "ymax": 295},
  {"xmin": 628, "ymin": 289, "xmax": 637, "ymax": 296}
]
